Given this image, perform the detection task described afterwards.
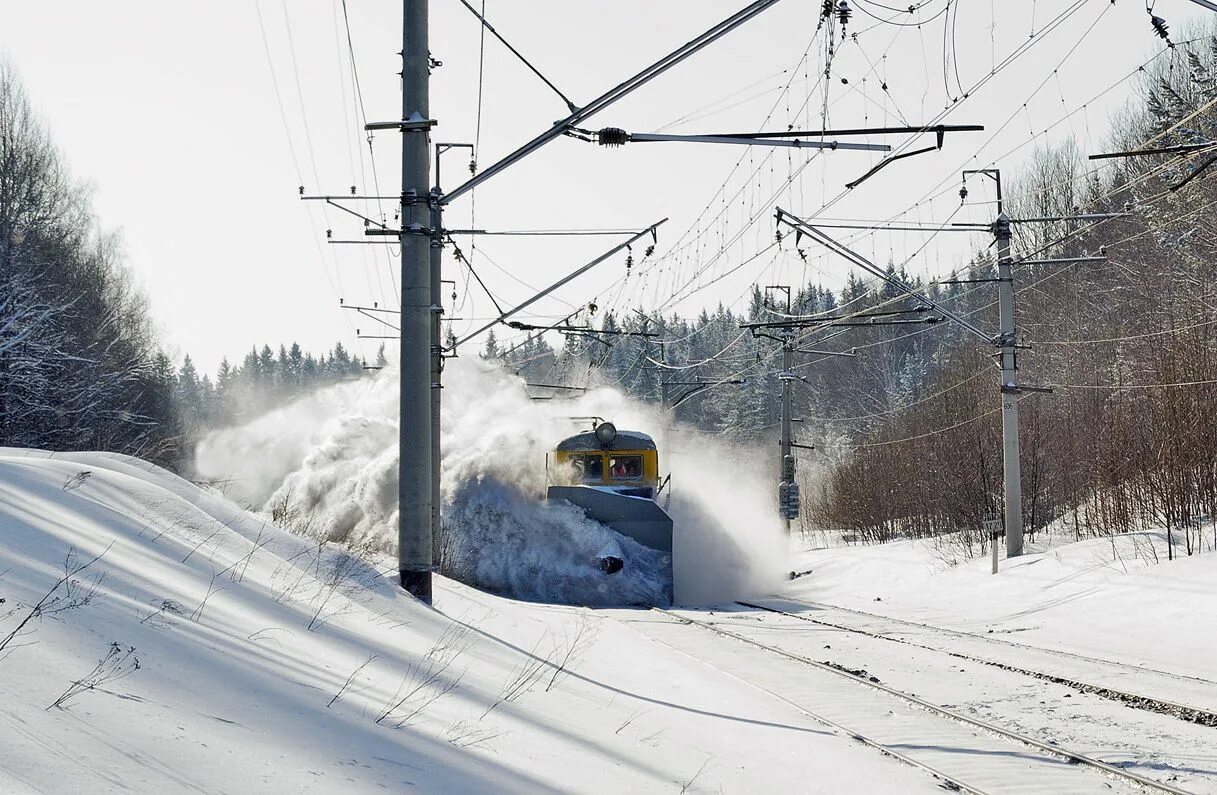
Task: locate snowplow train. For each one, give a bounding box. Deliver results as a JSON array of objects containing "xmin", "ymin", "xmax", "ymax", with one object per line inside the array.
[{"xmin": 546, "ymin": 420, "xmax": 674, "ymax": 601}]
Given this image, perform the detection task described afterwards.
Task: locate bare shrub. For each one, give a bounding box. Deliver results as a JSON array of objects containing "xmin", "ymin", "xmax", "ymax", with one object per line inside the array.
[
  {"xmin": 270, "ymin": 539, "xmax": 326, "ymax": 605},
  {"xmin": 47, "ymin": 642, "xmax": 140, "ymax": 710},
  {"xmin": 545, "ymin": 615, "xmax": 597, "ymax": 693},
  {"xmin": 138, "ymin": 599, "xmax": 184, "ymax": 625},
  {"xmin": 680, "ymin": 759, "xmax": 711, "ymax": 794},
  {"xmin": 181, "ymin": 516, "xmax": 235, "ymax": 564},
  {"xmin": 444, "ymin": 720, "xmax": 505, "ymax": 749},
  {"xmin": 61, "ymin": 470, "xmax": 92, "ymax": 491},
  {"xmin": 482, "ymin": 636, "xmax": 549, "ymax": 718},
  {"xmin": 328, "ymin": 653, "xmax": 378, "ymax": 708},
  {"xmin": 147, "ymin": 507, "xmax": 194, "ymax": 543},
  {"xmin": 307, "ymin": 540, "xmax": 382, "ymax": 631},
  {"xmin": 230, "ymin": 521, "xmax": 271, "ymax": 584},
  {"xmin": 268, "ymin": 486, "xmax": 318, "ymax": 537},
  {"xmin": 188, "ymin": 563, "xmax": 236, "ymax": 622},
  {"xmin": 375, "ymin": 635, "xmax": 467, "ymax": 729},
  {"xmin": 0, "ymin": 545, "xmax": 109, "ymax": 660}
]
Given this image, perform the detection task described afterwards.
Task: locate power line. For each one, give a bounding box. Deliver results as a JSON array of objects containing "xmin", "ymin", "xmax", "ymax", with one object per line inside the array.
[
  {"xmin": 453, "ymin": 0, "xmax": 577, "ymax": 112},
  {"xmin": 252, "ymin": 0, "xmax": 361, "ymax": 343}
]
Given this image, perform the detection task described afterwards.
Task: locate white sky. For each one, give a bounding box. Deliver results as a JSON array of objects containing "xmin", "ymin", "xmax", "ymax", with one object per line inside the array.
[{"xmin": 1, "ymin": 1, "xmax": 1212, "ymax": 374}]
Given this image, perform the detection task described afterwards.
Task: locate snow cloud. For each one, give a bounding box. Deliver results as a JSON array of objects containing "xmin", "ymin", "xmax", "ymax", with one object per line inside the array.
[{"xmin": 195, "ymin": 358, "xmax": 787, "ymax": 605}]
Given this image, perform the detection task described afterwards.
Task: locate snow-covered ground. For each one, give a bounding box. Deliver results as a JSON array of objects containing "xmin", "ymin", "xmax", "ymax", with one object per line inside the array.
[
  {"xmin": 6, "ymin": 446, "xmax": 1215, "ymax": 793},
  {"xmin": 785, "ymin": 531, "xmax": 1217, "ymax": 683},
  {"xmin": 0, "ymin": 448, "xmax": 933, "ymax": 793},
  {"xmin": 757, "ymin": 531, "xmax": 1217, "ymax": 792}
]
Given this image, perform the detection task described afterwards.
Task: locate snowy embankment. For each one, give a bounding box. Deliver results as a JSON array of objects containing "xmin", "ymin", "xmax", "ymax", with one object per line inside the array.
[
  {"xmin": 787, "ymin": 532, "xmax": 1217, "ymax": 682},
  {"xmin": 0, "ymin": 448, "xmax": 933, "ymax": 793}
]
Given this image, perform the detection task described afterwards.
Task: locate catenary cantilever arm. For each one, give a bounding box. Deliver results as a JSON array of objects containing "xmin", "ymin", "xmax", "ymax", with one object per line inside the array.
[
  {"xmin": 441, "ymin": 0, "xmax": 787, "ymax": 205},
  {"xmin": 448, "ymin": 220, "xmax": 667, "ymax": 351},
  {"xmin": 776, "ymin": 208, "xmax": 994, "ymax": 343}
]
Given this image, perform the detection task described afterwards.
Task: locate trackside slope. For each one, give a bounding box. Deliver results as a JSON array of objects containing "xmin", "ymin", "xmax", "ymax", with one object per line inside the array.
[{"xmin": 0, "ymin": 449, "xmax": 933, "ymax": 793}]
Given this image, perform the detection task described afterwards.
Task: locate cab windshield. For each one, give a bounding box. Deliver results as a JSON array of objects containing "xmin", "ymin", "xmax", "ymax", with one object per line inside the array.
[
  {"xmin": 608, "ymin": 455, "xmax": 643, "ymax": 481},
  {"xmin": 571, "ymin": 454, "xmax": 604, "ymax": 482}
]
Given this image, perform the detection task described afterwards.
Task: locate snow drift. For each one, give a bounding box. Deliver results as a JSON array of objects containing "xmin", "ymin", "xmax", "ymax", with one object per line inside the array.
[{"xmin": 0, "ymin": 448, "xmax": 922, "ymax": 793}]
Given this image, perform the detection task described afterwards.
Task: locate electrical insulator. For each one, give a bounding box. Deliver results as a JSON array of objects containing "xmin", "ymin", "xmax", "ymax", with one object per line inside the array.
[
  {"xmin": 326, "ymin": 229, "xmax": 333, "ymax": 239},
  {"xmin": 350, "ymin": 185, "xmax": 357, "ymax": 195},
  {"xmin": 821, "ymin": 0, "xmax": 834, "ymax": 21},
  {"xmin": 588, "ymin": 301, "xmax": 598, "ymax": 315},
  {"xmin": 837, "ymin": 1, "xmax": 851, "ymax": 26},
  {"xmin": 298, "ymin": 185, "xmax": 305, "ymax": 195},
  {"xmin": 1151, "ymin": 14, "xmax": 1170, "ymax": 42},
  {"xmin": 597, "ymin": 127, "xmax": 630, "ymax": 147},
  {"xmin": 469, "ymin": 158, "xmax": 477, "ymax": 175},
  {"xmin": 959, "ymin": 184, "xmax": 969, "ymax": 201},
  {"xmin": 626, "ymin": 254, "xmax": 633, "ymax": 270}
]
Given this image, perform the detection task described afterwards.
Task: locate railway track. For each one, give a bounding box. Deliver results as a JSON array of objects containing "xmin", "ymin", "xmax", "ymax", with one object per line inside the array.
[
  {"xmin": 742, "ymin": 597, "xmax": 1217, "ymax": 727},
  {"xmin": 637, "ymin": 605, "xmax": 1200, "ymax": 795},
  {"xmin": 781, "ymin": 595, "xmax": 1217, "ymax": 693}
]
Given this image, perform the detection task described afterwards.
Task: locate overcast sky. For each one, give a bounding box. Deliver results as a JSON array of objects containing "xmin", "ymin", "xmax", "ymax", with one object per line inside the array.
[{"xmin": 1, "ymin": 1, "xmax": 1211, "ymax": 373}]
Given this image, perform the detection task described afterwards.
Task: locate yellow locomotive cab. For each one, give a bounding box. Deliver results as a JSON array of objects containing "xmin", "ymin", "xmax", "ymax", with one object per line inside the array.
[{"xmin": 552, "ymin": 445, "xmax": 660, "ymax": 495}]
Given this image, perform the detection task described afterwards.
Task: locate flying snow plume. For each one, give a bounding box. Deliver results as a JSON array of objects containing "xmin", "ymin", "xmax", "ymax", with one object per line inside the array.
[
  {"xmin": 195, "ymin": 374, "xmax": 400, "ymax": 550},
  {"xmin": 195, "ymin": 358, "xmax": 787, "ymax": 606}
]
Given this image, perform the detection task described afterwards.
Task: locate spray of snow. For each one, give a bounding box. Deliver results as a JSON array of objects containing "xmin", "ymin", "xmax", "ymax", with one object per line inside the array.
[{"xmin": 195, "ymin": 358, "xmax": 787, "ymax": 605}]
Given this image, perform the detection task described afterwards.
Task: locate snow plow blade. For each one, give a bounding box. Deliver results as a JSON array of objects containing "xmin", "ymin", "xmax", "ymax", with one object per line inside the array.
[
  {"xmin": 547, "ymin": 485, "xmax": 673, "ymax": 601},
  {"xmin": 547, "ymin": 485, "xmax": 674, "ymax": 554}
]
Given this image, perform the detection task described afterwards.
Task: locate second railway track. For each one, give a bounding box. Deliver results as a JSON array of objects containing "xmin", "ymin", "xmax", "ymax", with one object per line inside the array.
[
  {"xmin": 618, "ymin": 604, "xmax": 1210, "ymax": 795},
  {"xmin": 741, "ymin": 596, "xmax": 1217, "ymax": 727}
]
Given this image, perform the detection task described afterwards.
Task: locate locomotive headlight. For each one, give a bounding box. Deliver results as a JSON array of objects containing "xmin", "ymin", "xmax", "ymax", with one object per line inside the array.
[{"xmin": 594, "ymin": 421, "xmax": 617, "ymax": 446}]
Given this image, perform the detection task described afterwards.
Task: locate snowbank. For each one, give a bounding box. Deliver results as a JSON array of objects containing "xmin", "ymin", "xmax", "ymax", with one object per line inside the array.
[{"xmin": 0, "ymin": 448, "xmax": 930, "ymax": 793}]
